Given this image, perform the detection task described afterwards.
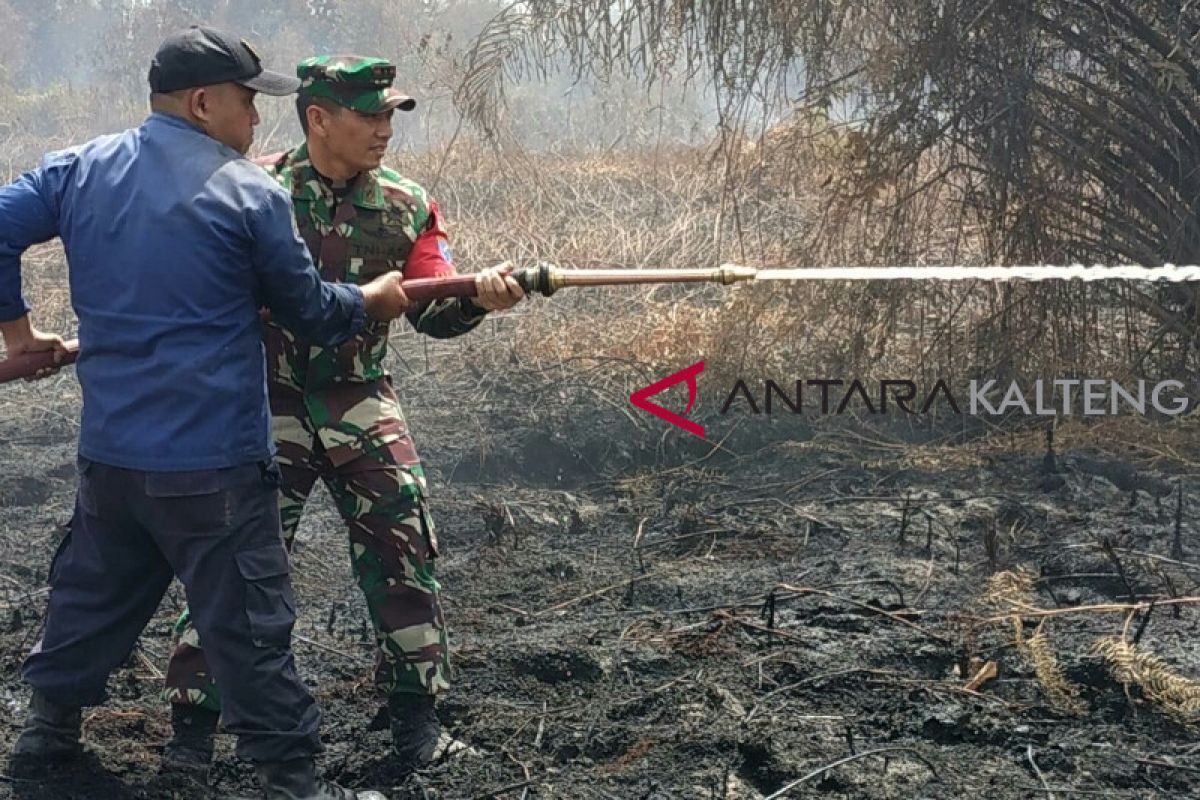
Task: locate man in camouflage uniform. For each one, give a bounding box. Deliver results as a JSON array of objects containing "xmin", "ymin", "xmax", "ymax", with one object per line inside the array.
[{"xmin": 161, "ymin": 55, "xmax": 524, "ymax": 775}]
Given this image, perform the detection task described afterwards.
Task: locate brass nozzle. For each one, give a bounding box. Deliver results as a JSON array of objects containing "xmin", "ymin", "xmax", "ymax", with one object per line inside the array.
[
  {"xmin": 716, "ymin": 265, "xmax": 758, "ymax": 285},
  {"xmin": 514, "ymin": 264, "xmax": 565, "ymax": 296}
]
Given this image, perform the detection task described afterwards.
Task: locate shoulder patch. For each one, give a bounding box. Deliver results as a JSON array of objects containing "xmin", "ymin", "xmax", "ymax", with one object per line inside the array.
[{"xmin": 373, "ymin": 168, "xmax": 431, "ymax": 231}]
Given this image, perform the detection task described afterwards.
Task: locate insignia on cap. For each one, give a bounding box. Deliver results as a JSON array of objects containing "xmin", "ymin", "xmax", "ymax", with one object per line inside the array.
[{"xmin": 370, "ymin": 64, "xmax": 396, "ymax": 87}]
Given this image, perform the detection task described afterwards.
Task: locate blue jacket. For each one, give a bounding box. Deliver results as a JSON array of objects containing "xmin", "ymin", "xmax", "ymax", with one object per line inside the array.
[{"xmin": 0, "ymin": 112, "xmax": 366, "ymax": 470}]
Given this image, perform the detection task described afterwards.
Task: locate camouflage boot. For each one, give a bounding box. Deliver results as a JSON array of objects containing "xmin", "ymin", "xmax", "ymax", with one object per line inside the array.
[
  {"xmin": 255, "ymin": 758, "xmax": 388, "ymax": 800},
  {"xmin": 8, "ymin": 690, "xmax": 84, "ymax": 776},
  {"xmin": 162, "ymin": 704, "xmax": 219, "ymax": 780},
  {"xmin": 387, "ymin": 694, "xmax": 440, "ymax": 770}
]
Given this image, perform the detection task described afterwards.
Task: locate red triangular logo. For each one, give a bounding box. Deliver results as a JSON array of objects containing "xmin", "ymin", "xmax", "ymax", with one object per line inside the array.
[{"xmin": 629, "ymin": 361, "xmax": 705, "ymax": 438}]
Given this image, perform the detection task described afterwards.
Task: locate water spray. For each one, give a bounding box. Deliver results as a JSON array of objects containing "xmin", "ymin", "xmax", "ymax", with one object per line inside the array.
[{"xmin": 1, "ymin": 263, "xmax": 1195, "ymax": 383}]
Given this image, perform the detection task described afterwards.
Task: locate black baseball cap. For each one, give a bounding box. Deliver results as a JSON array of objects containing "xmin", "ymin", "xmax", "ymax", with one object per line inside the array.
[{"xmin": 148, "ymin": 26, "xmax": 300, "ymax": 95}]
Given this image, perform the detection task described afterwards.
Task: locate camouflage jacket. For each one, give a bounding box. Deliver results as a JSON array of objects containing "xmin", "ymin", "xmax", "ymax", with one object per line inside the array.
[{"xmin": 259, "ymin": 143, "xmax": 485, "ymax": 468}]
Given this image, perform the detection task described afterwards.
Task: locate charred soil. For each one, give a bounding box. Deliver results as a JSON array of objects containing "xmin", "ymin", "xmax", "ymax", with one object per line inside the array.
[{"xmin": 2, "ymin": 332, "xmax": 1199, "ymax": 800}]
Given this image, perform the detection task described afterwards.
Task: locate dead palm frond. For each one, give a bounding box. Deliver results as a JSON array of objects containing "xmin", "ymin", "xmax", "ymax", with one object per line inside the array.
[{"xmin": 1097, "ymin": 636, "xmax": 1200, "ymax": 728}]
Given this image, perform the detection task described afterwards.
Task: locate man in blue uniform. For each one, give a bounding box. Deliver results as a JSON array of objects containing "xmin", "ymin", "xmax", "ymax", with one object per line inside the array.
[{"xmin": 0, "ymin": 26, "xmax": 403, "ymax": 800}]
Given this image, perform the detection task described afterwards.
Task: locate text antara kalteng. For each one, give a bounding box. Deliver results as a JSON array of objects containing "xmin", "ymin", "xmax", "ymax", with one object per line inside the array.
[{"xmin": 719, "ymin": 378, "xmax": 1193, "ymax": 416}]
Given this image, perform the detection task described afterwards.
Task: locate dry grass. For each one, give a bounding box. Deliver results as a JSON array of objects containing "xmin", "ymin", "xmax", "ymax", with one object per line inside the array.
[
  {"xmin": 386, "ymin": 140, "xmax": 1197, "ymax": 395},
  {"xmin": 9, "ymin": 134, "xmax": 1198, "ymax": 422}
]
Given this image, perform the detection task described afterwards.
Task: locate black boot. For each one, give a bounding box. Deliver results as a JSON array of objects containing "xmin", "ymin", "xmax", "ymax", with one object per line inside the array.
[
  {"xmin": 161, "ymin": 704, "xmax": 219, "ymax": 780},
  {"xmin": 255, "ymin": 758, "xmax": 388, "ymax": 800},
  {"xmin": 8, "ymin": 690, "xmax": 84, "ymax": 776},
  {"xmin": 387, "ymin": 694, "xmax": 440, "ymax": 770}
]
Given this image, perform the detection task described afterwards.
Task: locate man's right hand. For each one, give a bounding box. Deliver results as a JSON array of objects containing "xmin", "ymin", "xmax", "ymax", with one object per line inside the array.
[{"xmin": 360, "ymin": 272, "xmax": 413, "ymax": 321}]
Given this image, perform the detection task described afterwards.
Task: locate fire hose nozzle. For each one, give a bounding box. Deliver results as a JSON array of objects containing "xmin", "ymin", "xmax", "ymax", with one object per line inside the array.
[
  {"xmin": 716, "ymin": 265, "xmax": 758, "ymax": 284},
  {"xmin": 512, "ymin": 264, "xmax": 563, "ymax": 296}
]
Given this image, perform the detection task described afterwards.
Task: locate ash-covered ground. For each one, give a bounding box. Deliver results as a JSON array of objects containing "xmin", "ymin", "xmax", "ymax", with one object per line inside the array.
[{"xmin": 2, "ymin": 323, "xmax": 1199, "ymax": 800}]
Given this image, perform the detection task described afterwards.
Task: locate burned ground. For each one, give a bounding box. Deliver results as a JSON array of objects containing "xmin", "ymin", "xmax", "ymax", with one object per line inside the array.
[{"xmin": 1, "ymin": 309, "xmax": 1199, "ymax": 800}]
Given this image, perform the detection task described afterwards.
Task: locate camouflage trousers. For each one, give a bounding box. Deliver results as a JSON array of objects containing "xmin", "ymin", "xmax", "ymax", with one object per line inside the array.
[{"xmin": 162, "ymin": 434, "xmax": 450, "ymax": 712}]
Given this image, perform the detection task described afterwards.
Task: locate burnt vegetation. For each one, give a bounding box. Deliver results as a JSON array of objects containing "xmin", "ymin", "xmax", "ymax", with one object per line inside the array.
[{"xmin": 1, "ymin": 1, "xmax": 1199, "ymax": 798}]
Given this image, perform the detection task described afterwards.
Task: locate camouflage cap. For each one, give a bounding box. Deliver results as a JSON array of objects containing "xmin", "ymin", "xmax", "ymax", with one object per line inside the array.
[{"xmin": 297, "ymin": 55, "xmax": 416, "ymax": 114}]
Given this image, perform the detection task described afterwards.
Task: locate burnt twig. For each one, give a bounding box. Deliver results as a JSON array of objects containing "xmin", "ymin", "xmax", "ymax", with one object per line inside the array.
[
  {"xmin": 1131, "ymin": 600, "xmax": 1156, "ymax": 646},
  {"xmin": 1172, "ymin": 484, "xmax": 1186, "ymax": 560},
  {"xmin": 760, "ymin": 590, "xmax": 777, "ymax": 647},
  {"xmin": 1100, "ymin": 536, "xmax": 1139, "ymax": 603}
]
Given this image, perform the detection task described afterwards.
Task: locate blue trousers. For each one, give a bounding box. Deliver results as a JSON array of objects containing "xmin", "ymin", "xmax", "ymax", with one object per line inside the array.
[{"xmin": 23, "ymin": 457, "xmax": 321, "ymax": 763}]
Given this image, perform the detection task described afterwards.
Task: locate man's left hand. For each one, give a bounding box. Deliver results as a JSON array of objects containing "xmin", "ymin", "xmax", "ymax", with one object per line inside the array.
[
  {"xmin": 0, "ymin": 317, "xmax": 70, "ymax": 382},
  {"xmin": 472, "ymin": 264, "xmax": 525, "ymax": 311}
]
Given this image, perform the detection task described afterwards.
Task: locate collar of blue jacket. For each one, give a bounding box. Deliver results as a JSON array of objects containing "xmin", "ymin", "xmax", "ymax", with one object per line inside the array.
[{"xmin": 0, "ymin": 111, "xmax": 366, "ymax": 471}]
